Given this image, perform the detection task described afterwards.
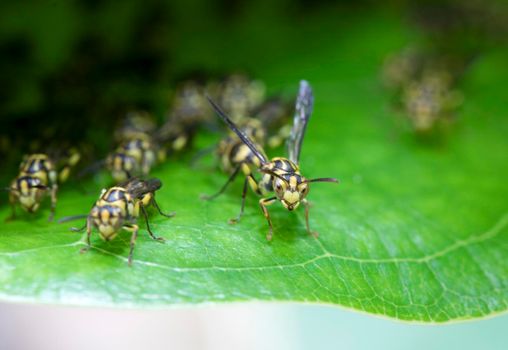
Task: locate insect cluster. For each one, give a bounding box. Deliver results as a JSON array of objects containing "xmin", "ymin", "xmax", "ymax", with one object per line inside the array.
[{"xmin": 4, "ymin": 75, "xmax": 339, "ymax": 265}]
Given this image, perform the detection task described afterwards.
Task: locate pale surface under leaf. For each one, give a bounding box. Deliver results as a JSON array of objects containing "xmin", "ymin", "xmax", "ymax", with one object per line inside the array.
[{"xmin": 0, "ymin": 13, "xmax": 507, "ymax": 322}]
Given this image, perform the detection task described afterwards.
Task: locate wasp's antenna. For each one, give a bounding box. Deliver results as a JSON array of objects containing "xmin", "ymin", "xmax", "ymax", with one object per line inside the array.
[
  {"xmin": 306, "ymin": 177, "xmax": 339, "ymax": 184},
  {"xmin": 206, "ymin": 95, "xmax": 268, "ymax": 164},
  {"xmin": 261, "ymin": 168, "xmax": 289, "ymax": 183},
  {"xmin": 58, "ymin": 214, "xmax": 88, "ymax": 224}
]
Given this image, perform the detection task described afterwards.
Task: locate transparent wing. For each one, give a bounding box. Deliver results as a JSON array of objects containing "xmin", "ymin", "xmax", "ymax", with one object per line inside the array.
[
  {"xmin": 207, "ymin": 96, "xmax": 268, "ymax": 164},
  {"xmin": 287, "ymin": 80, "xmax": 314, "ymax": 164}
]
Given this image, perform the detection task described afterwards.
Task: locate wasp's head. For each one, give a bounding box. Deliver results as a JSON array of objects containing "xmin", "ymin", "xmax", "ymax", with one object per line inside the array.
[
  {"xmin": 11, "ymin": 176, "xmax": 47, "ymax": 213},
  {"xmin": 269, "ymin": 172, "xmax": 338, "ymax": 211},
  {"xmin": 92, "ymin": 205, "xmax": 124, "ymax": 241},
  {"xmin": 272, "ymin": 175, "xmax": 309, "ymax": 211}
]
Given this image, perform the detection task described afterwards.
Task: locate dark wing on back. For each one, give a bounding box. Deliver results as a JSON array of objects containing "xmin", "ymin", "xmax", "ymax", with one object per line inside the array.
[
  {"xmin": 207, "ymin": 96, "xmax": 268, "ymax": 164},
  {"xmin": 287, "ymin": 80, "xmax": 314, "ymax": 164},
  {"xmin": 124, "ymin": 178, "xmax": 161, "ymax": 198}
]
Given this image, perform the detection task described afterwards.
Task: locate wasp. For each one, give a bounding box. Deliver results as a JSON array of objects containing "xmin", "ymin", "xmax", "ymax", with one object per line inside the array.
[
  {"xmin": 7, "ymin": 150, "xmax": 80, "ymax": 221},
  {"xmin": 114, "ymin": 110, "xmax": 157, "ymax": 143},
  {"xmin": 219, "ymin": 74, "xmax": 266, "ymax": 123},
  {"xmin": 68, "ymin": 178, "xmax": 174, "ymax": 265},
  {"xmin": 154, "ymin": 81, "xmax": 214, "ymax": 155},
  {"xmin": 90, "ymin": 111, "xmax": 166, "ymax": 183},
  {"xmin": 77, "ymin": 111, "xmax": 163, "ymax": 183},
  {"xmin": 106, "ymin": 134, "xmax": 165, "ymax": 182},
  {"xmin": 202, "ymin": 117, "xmax": 267, "ymax": 215},
  {"xmin": 403, "ymin": 70, "xmax": 463, "ymax": 132},
  {"xmin": 253, "ymin": 97, "xmax": 293, "ymax": 149},
  {"xmin": 205, "ymin": 80, "xmax": 338, "ymax": 240}
]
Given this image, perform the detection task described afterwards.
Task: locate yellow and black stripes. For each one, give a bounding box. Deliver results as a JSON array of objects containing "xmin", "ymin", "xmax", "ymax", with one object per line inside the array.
[
  {"xmin": 79, "ymin": 178, "xmax": 174, "ymax": 265},
  {"xmin": 106, "ymin": 136, "xmax": 160, "ymax": 182},
  {"xmin": 206, "ymin": 80, "xmax": 338, "ymax": 240},
  {"xmin": 7, "ymin": 153, "xmax": 75, "ymax": 221}
]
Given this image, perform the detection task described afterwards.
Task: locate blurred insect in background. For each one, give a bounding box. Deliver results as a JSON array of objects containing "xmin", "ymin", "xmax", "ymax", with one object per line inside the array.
[
  {"xmin": 192, "ymin": 94, "xmax": 293, "ymax": 170},
  {"xmin": 252, "ymin": 97, "xmax": 293, "ymax": 149},
  {"xmin": 155, "ymin": 80, "xmax": 213, "ymax": 154},
  {"xmin": 79, "ymin": 111, "xmax": 165, "ymax": 183},
  {"xmin": 6, "ymin": 149, "xmax": 80, "ymax": 221},
  {"xmin": 205, "ymin": 80, "xmax": 339, "ymax": 240},
  {"xmin": 403, "ymin": 70, "xmax": 463, "ymax": 132},
  {"xmin": 63, "ymin": 178, "xmax": 174, "ymax": 265},
  {"xmin": 382, "ymin": 48, "xmax": 464, "ymax": 134},
  {"xmin": 218, "ymin": 74, "xmax": 266, "ymax": 123},
  {"xmin": 114, "ymin": 110, "xmax": 158, "ymax": 143},
  {"xmin": 106, "ymin": 133, "xmax": 165, "ymax": 183}
]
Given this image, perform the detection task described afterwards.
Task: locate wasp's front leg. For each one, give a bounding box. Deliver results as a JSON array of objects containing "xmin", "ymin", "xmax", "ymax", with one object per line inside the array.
[
  {"xmin": 259, "ymin": 197, "xmax": 277, "ymax": 241},
  {"xmin": 48, "ymin": 184, "xmax": 58, "ymax": 222},
  {"xmin": 80, "ymin": 216, "xmax": 93, "ymax": 254},
  {"xmin": 124, "ymin": 224, "xmax": 139, "ymax": 266},
  {"xmin": 303, "ymin": 199, "xmax": 318, "ymax": 238},
  {"xmin": 5, "ymin": 193, "xmax": 16, "ymax": 222},
  {"xmin": 229, "ymin": 177, "xmax": 248, "ymax": 224},
  {"xmin": 230, "ymin": 167, "xmax": 261, "ymax": 224},
  {"xmin": 151, "ymin": 197, "xmax": 175, "ymax": 218}
]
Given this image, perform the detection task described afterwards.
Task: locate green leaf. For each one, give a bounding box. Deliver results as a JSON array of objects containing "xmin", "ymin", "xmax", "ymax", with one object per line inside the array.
[{"xmin": 1, "ymin": 12, "xmax": 507, "ymax": 323}]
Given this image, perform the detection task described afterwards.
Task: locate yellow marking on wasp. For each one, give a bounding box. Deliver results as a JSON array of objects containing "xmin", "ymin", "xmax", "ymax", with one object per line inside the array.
[
  {"xmin": 283, "ymin": 191, "xmax": 300, "ymax": 204},
  {"xmin": 100, "ymin": 209, "xmax": 110, "ymax": 223}
]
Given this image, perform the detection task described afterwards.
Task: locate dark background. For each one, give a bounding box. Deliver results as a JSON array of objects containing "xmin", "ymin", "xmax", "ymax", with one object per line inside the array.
[{"xmin": 0, "ymin": 0, "xmax": 506, "ymax": 172}]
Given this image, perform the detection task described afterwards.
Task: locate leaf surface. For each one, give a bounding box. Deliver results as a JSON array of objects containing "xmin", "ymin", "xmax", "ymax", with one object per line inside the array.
[{"xmin": 1, "ymin": 12, "xmax": 507, "ymax": 322}]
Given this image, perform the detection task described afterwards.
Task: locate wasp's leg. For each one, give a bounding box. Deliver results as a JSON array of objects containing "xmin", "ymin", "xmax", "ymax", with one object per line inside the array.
[
  {"xmin": 190, "ymin": 144, "xmax": 216, "ymax": 168},
  {"xmin": 48, "ymin": 184, "xmax": 58, "ymax": 222},
  {"xmin": 303, "ymin": 199, "xmax": 318, "ymax": 238},
  {"xmin": 229, "ymin": 171, "xmax": 262, "ymax": 224},
  {"xmin": 140, "ymin": 204, "xmax": 165, "ymax": 242},
  {"xmin": 201, "ymin": 165, "xmax": 240, "ymax": 200},
  {"xmin": 151, "ymin": 197, "xmax": 175, "ymax": 218},
  {"xmin": 243, "ymin": 163, "xmax": 262, "ymax": 195},
  {"xmin": 5, "ymin": 197, "xmax": 16, "ymax": 222},
  {"xmin": 80, "ymin": 216, "xmax": 93, "ymax": 254},
  {"xmin": 124, "ymin": 224, "xmax": 139, "ymax": 266},
  {"xmin": 259, "ymin": 197, "xmax": 277, "ymax": 241},
  {"xmin": 229, "ymin": 177, "xmax": 249, "ymax": 224}
]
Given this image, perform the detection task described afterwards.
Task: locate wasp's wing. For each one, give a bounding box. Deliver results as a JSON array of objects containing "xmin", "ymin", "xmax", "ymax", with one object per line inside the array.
[
  {"xmin": 287, "ymin": 80, "xmax": 314, "ymax": 164},
  {"xmin": 207, "ymin": 96, "xmax": 268, "ymax": 164}
]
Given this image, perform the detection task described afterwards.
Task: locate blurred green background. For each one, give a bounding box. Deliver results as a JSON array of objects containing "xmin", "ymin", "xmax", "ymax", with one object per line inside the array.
[{"xmin": 1, "ymin": 0, "xmax": 506, "ymax": 172}]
